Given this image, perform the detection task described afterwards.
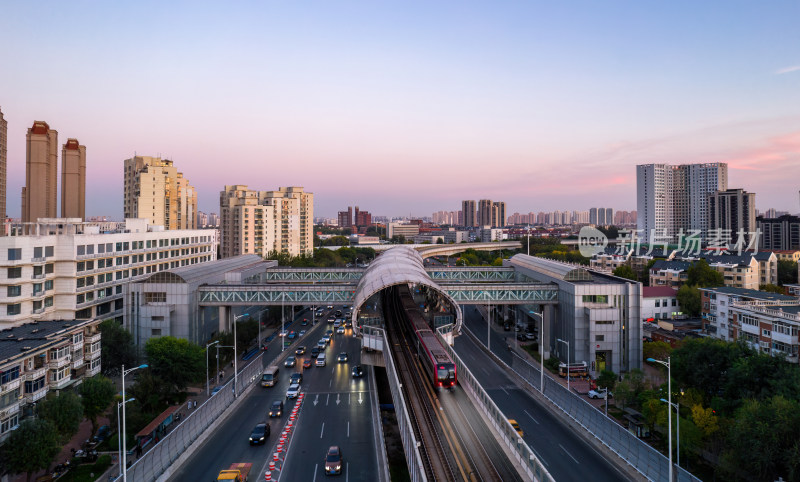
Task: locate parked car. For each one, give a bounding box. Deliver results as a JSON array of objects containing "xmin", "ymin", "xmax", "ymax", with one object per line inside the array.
[
  {"xmin": 211, "ymin": 385, "xmax": 224, "ymax": 396},
  {"xmin": 269, "ymin": 400, "xmax": 284, "ymax": 417},
  {"xmin": 524, "ymin": 332, "xmax": 536, "ymax": 341},
  {"xmin": 588, "ymin": 388, "xmax": 613, "ymax": 399},
  {"xmin": 324, "ymin": 446, "xmax": 343, "ymax": 475},
  {"xmin": 249, "ymin": 423, "xmax": 270, "ymax": 445}
]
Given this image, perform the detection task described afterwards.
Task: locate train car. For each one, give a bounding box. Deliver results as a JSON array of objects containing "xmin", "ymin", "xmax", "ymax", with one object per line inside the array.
[{"xmin": 395, "ymin": 285, "xmax": 457, "ymax": 389}]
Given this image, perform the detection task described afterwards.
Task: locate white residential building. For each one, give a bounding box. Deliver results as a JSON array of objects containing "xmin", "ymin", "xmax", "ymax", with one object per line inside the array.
[{"xmin": 0, "ymin": 218, "xmax": 217, "ymax": 329}]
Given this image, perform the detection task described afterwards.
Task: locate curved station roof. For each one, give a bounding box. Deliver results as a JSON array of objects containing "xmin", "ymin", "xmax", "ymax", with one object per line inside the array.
[{"xmin": 351, "ymin": 246, "xmax": 463, "ymax": 333}]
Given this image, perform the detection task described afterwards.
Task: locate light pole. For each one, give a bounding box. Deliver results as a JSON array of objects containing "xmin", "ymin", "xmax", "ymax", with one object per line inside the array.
[
  {"xmin": 530, "ymin": 310, "xmax": 545, "ymax": 393},
  {"xmin": 116, "ymin": 397, "xmax": 135, "ymax": 478},
  {"xmin": 122, "ymin": 363, "xmax": 147, "ymax": 481},
  {"xmin": 660, "ymin": 398, "xmax": 680, "ymax": 469},
  {"xmin": 232, "ymin": 313, "xmax": 248, "ymax": 398},
  {"xmin": 281, "ymin": 294, "xmax": 285, "ymax": 352},
  {"xmin": 527, "ymin": 224, "xmax": 531, "ymax": 256},
  {"xmin": 205, "ymin": 340, "xmax": 219, "ymax": 397},
  {"xmin": 648, "ymin": 356, "xmax": 673, "ymax": 482},
  {"xmin": 556, "ymin": 338, "xmax": 570, "ymax": 393}
]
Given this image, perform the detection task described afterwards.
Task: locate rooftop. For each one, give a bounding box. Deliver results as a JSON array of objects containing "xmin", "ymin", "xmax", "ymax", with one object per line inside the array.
[
  {"xmin": 141, "ymin": 255, "xmax": 264, "ymax": 286},
  {"xmin": 700, "ymin": 286, "xmax": 798, "ymax": 302},
  {"xmin": 643, "ymin": 286, "xmax": 678, "ymax": 298},
  {"xmin": 0, "ymin": 320, "xmax": 87, "ymax": 362}
]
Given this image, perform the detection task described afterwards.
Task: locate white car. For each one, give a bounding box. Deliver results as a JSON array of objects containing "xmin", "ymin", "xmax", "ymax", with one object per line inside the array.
[
  {"xmin": 286, "ymin": 383, "xmax": 301, "ymax": 399},
  {"xmin": 588, "ymin": 389, "xmax": 612, "ymax": 399}
]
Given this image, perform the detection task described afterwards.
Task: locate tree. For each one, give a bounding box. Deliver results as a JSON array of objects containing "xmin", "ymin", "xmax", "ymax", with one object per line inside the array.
[
  {"xmin": 669, "ymin": 338, "xmax": 751, "ymax": 406},
  {"xmin": 612, "ymin": 265, "xmax": 638, "ymax": 281},
  {"xmin": 79, "ymin": 375, "xmax": 117, "ymax": 433},
  {"xmin": 596, "ymin": 369, "xmax": 617, "ymax": 391},
  {"xmin": 37, "ymin": 391, "xmax": 83, "ymax": 442},
  {"xmin": 127, "ymin": 369, "xmax": 169, "ymax": 414},
  {"xmin": 643, "ymin": 341, "xmax": 672, "ymax": 362},
  {"xmin": 1, "ymin": 419, "xmax": 60, "ymax": 482},
  {"xmin": 676, "ymin": 284, "xmax": 701, "ymax": 316},
  {"xmin": 759, "ymin": 283, "xmax": 785, "ymax": 294},
  {"xmin": 686, "ymin": 260, "xmax": 724, "ymax": 287},
  {"xmin": 100, "ymin": 319, "xmax": 137, "ymax": 376},
  {"xmin": 778, "ymin": 260, "xmax": 798, "ymax": 286},
  {"xmin": 144, "ymin": 336, "xmax": 205, "ymax": 393},
  {"xmin": 691, "ymin": 404, "xmax": 719, "ymax": 439}
]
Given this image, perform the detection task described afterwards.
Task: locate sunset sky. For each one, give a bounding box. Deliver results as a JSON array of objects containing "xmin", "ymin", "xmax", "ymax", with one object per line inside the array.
[{"xmin": 1, "ymin": 1, "xmax": 799, "ymax": 219}]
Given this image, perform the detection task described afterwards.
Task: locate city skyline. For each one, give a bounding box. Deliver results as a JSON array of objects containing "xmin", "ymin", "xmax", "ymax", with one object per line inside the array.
[{"xmin": 1, "ymin": 2, "xmax": 799, "ymax": 219}]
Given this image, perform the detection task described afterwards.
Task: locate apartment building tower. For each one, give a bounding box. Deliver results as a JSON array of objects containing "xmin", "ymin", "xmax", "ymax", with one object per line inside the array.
[
  {"xmin": 123, "ymin": 156, "xmax": 197, "ymax": 230},
  {"xmin": 461, "ymin": 200, "xmax": 476, "ymax": 228},
  {"xmin": 757, "ymin": 215, "xmax": 800, "ymax": 251},
  {"xmin": 61, "ymin": 139, "xmax": 86, "ymax": 220},
  {"xmin": 637, "ymin": 163, "xmax": 728, "ymax": 243},
  {"xmin": 22, "ymin": 121, "xmax": 59, "ymax": 223},
  {"xmin": 476, "ymin": 199, "xmax": 505, "ymax": 228},
  {"xmin": 0, "ymin": 108, "xmax": 6, "ymax": 227},
  {"xmin": 220, "ymin": 185, "xmax": 314, "ymax": 258},
  {"xmin": 708, "ymin": 189, "xmax": 756, "ymax": 244}
]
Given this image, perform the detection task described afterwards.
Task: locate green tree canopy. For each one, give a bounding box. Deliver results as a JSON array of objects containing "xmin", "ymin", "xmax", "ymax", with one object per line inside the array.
[
  {"xmin": 612, "ymin": 265, "xmax": 638, "ymax": 281},
  {"xmin": 643, "ymin": 341, "xmax": 673, "ymax": 361},
  {"xmin": 778, "ymin": 260, "xmax": 798, "ymax": 286},
  {"xmin": 79, "ymin": 375, "xmax": 117, "ymax": 433},
  {"xmin": 759, "ymin": 283, "xmax": 785, "ymax": 294},
  {"xmin": 687, "ymin": 260, "xmax": 724, "ymax": 287},
  {"xmin": 1, "ymin": 419, "xmax": 60, "ymax": 482},
  {"xmin": 37, "ymin": 391, "xmax": 83, "ymax": 442},
  {"xmin": 676, "ymin": 284, "xmax": 701, "ymax": 316},
  {"xmin": 144, "ymin": 336, "xmax": 205, "ymax": 393},
  {"xmin": 596, "ymin": 370, "xmax": 618, "ymax": 391},
  {"xmin": 100, "ymin": 319, "xmax": 137, "ymax": 376}
]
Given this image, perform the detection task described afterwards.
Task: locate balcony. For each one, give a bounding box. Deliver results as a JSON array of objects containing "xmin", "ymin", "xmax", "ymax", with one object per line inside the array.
[
  {"xmin": 0, "ymin": 378, "xmax": 21, "ymax": 394},
  {"xmin": 49, "ymin": 375, "xmax": 73, "ymax": 390},
  {"xmin": 72, "ymin": 358, "xmax": 84, "ymax": 370},
  {"xmin": 48, "ymin": 356, "xmax": 72, "ymax": 369},
  {"xmin": 24, "ymin": 367, "xmax": 47, "ymax": 381},
  {"xmin": 23, "ymin": 386, "xmax": 48, "ymax": 403},
  {"xmin": 85, "ymin": 334, "xmax": 101, "ymax": 345},
  {"xmin": 84, "ymin": 350, "xmax": 101, "ymax": 362},
  {"xmin": 0, "ymin": 400, "xmax": 21, "ymax": 420},
  {"xmin": 86, "ymin": 364, "xmax": 101, "ymax": 377}
]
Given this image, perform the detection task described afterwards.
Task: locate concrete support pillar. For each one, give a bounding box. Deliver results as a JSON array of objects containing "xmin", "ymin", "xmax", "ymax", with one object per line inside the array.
[
  {"xmin": 218, "ymin": 306, "xmax": 229, "ymax": 333},
  {"xmin": 542, "ymin": 304, "xmax": 556, "ymax": 361}
]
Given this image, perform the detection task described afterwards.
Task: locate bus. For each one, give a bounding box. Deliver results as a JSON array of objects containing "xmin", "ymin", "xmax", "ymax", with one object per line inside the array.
[
  {"xmin": 558, "ymin": 362, "xmax": 588, "ymax": 378},
  {"xmin": 261, "ymin": 365, "xmax": 279, "ymax": 387}
]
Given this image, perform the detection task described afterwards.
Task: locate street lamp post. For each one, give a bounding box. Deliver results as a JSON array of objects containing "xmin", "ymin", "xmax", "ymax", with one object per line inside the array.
[
  {"xmin": 661, "ymin": 398, "xmax": 680, "ymax": 469},
  {"xmin": 122, "ymin": 364, "xmax": 147, "ymax": 481},
  {"xmin": 116, "ymin": 397, "xmax": 135, "ymax": 478},
  {"xmin": 556, "ymin": 338, "xmax": 570, "ymax": 393},
  {"xmin": 648, "ymin": 356, "xmax": 673, "ymax": 482},
  {"xmin": 205, "ymin": 340, "xmax": 219, "ymax": 397},
  {"xmin": 527, "ymin": 224, "xmax": 531, "ymax": 256},
  {"xmin": 232, "ymin": 313, "xmax": 249, "ymax": 398}
]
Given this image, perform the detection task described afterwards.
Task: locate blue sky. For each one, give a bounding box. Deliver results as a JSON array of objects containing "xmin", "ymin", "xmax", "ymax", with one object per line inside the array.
[{"xmin": 1, "ymin": 1, "xmax": 798, "ymax": 218}]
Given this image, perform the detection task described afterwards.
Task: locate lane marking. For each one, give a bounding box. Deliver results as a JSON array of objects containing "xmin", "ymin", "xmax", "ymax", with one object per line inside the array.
[
  {"xmin": 313, "ymin": 463, "xmax": 318, "ymax": 482},
  {"xmin": 346, "ymin": 462, "xmax": 349, "ymax": 482},
  {"xmin": 501, "ymin": 386, "xmax": 510, "ymax": 396},
  {"xmin": 320, "ymin": 422, "xmax": 325, "ymax": 438},
  {"xmin": 524, "ymin": 409, "xmax": 540, "ymax": 424},
  {"xmin": 559, "ymin": 444, "xmax": 579, "ymax": 464},
  {"xmin": 326, "ymin": 393, "xmax": 330, "ymax": 406},
  {"xmin": 347, "ymin": 421, "xmax": 350, "ymax": 437}
]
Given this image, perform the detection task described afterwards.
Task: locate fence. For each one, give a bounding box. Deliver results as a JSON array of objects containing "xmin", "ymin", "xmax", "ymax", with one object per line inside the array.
[
  {"xmin": 116, "ymin": 353, "xmax": 265, "ymax": 482},
  {"xmin": 466, "ymin": 324, "xmax": 698, "ymax": 482},
  {"xmin": 437, "ymin": 326, "xmax": 553, "ymax": 482},
  {"xmin": 379, "ymin": 327, "xmax": 428, "ymax": 482}
]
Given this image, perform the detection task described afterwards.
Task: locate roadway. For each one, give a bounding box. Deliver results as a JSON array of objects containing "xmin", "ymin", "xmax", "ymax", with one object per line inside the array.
[
  {"xmin": 456, "ymin": 305, "xmax": 628, "ymax": 482},
  {"xmin": 169, "ymin": 306, "xmax": 380, "ymax": 481}
]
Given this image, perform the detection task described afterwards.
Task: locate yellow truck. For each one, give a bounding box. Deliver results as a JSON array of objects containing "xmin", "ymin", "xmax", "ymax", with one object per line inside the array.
[{"xmin": 217, "ymin": 462, "xmax": 252, "ymax": 481}]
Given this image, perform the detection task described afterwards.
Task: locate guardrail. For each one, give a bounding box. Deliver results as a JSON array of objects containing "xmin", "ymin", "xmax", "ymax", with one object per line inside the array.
[
  {"xmin": 436, "ymin": 325, "xmax": 554, "ymax": 482},
  {"xmin": 118, "ymin": 353, "xmax": 265, "ymax": 482},
  {"xmin": 379, "ymin": 327, "xmax": 428, "ymax": 482},
  {"xmin": 466, "ymin": 323, "xmax": 699, "ymax": 482}
]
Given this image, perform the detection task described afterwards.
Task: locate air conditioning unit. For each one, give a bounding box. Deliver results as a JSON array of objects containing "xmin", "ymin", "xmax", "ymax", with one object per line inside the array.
[
  {"xmin": 27, "ymin": 360, "xmax": 33, "ymax": 370},
  {"xmin": 0, "ymin": 410, "xmax": 6, "ymax": 418}
]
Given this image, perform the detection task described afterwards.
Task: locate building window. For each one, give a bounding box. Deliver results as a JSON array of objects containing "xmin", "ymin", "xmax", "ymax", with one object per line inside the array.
[
  {"xmin": 763, "ymin": 329, "xmax": 771, "ymax": 337},
  {"xmin": 33, "ymin": 283, "xmax": 43, "ymax": 295},
  {"xmin": 44, "ymin": 297, "xmax": 53, "ymax": 307},
  {"xmin": 77, "ymin": 245, "xmax": 85, "ymax": 256},
  {"xmin": 7, "ymin": 267, "xmax": 21, "ymax": 279},
  {"xmin": 7, "ymin": 286, "xmax": 21, "ymax": 297},
  {"xmin": 0, "ymin": 366, "xmax": 20, "ymax": 384},
  {"xmin": 34, "ymin": 247, "xmax": 43, "ymax": 258},
  {"xmin": 6, "ymin": 304, "xmax": 21, "ymax": 315},
  {"xmin": 7, "ymin": 248, "xmax": 21, "ymax": 261},
  {"xmin": 654, "ymin": 300, "xmax": 660, "ymax": 307},
  {"xmin": 595, "ymin": 335, "xmax": 605, "ymax": 341},
  {"xmin": 24, "ymin": 376, "xmax": 46, "ymax": 394},
  {"xmin": 45, "ymin": 280, "xmax": 53, "ymax": 291},
  {"xmin": 1, "ymin": 414, "xmax": 20, "ymax": 434},
  {"xmin": 151, "ymin": 328, "xmax": 162, "ymax": 336}
]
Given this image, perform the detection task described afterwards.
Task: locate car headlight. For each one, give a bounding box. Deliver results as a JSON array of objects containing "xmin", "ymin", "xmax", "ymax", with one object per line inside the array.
[
  {"xmin": 335, "ymin": 465, "xmax": 341, "ymax": 470},
  {"xmin": 249, "ymin": 437, "xmax": 253, "ymax": 441},
  {"xmin": 260, "ymin": 436, "xmax": 265, "ymax": 441}
]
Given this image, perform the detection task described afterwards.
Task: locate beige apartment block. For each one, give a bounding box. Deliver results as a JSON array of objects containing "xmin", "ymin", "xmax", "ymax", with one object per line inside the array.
[
  {"xmin": 0, "ymin": 218, "xmax": 217, "ymax": 329},
  {"xmin": 219, "ymin": 185, "xmax": 313, "ymax": 258},
  {"xmin": 61, "ymin": 138, "xmax": 86, "ymax": 220},
  {"xmin": 0, "ymin": 108, "xmax": 6, "ymax": 227},
  {"xmin": 22, "ymin": 121, "xmax": 58, "ymax": 223},
  {"xmin": 123, "ymin": 156, "xmax": 197, "ymax": 230}
]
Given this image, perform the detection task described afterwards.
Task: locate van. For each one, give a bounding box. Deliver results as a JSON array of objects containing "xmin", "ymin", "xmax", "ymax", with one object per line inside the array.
[
  {"xmin": 261, "ymin": 365, "xmax": 280, "ymax": 387},
  {"xmin": 315, "ymin": 354, "xmax": 327, "ymax": 367}
]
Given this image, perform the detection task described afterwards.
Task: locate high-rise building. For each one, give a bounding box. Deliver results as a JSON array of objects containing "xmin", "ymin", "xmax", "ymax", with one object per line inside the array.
[
  {"xmin": 123, "ymin": 156, "xmax": 197, "ymax": 230},
  {"xmin": 708, "ymin": 189, "xmax": 756, "ymax": 244},
  {"xmin": 461, "ymin": 200, "xmax": 476, "ymax": 228},
  {"xmin": 477, "ymin": 199, "xmax": 492, "ymax": 227},
  {"xmin": 0, "ymin": 108, "xmax": 6, "ymax": 228},
  {"xmin": 219, "ymin": 185, "xmax": 314, "ymax": 258},
  {"xmin": 22, "ymin": 121, "xmax": 58, "ymax": 223},
  {"xmin": 354, "ymin": 206, "xmax": 372, "ymax": 228},
  {"xmin": 493, "ymin": 201, "xmax": 506, "ymax": 228},
  {"xmin": 337, "ymin": 207, "xmax": 352, "ymax": 228},
  {"xmin": 61, "ymin": 138, "xmax": 86, "ymax": 220},
  {"xmin": 637, "ymin": 163, "xmax": 727, "ymax": 243},
  {"xmin": 757, "ymin": 215, "xmax": 800, "ymax": 251}
]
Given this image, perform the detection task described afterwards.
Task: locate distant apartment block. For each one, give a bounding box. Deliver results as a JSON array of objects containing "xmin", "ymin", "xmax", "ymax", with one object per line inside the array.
[
  {"xmin": 708, "ymin": 188, "xmax": 756, "ymax": 244},
  {"xmin": 642, "ymin": 286, "xmax": 680, "ymax": 321},
  {"xmin": 22, "ymin": 121, "xmax": 59, "ymax": 223},
  {"xmin": 0, "ymin": 108, "xmax": 6, "ymax": 228},
  {"xmin": 123, "ymin": 156, "xmax": 197, "ymax": 230},
  {"xmin": 649, "ymin": 252, "xmax": 777, "ymax": 290},
  {"xmin": 0, "ymin": 218, "xmax": 217, "ymax": 329},
  {"xmin": 387, "ymin": 222, "xmax": 420, "ymax": 239},
  {"xmin": 757, "ymin": 215, "xmax": 800, "ymax": 251},
  {"xmin": 432, "ymin": 210, "xmax": 460, "ymax": 225},
  {"xmin": 637, "ymin": 163, "xmax": 728, "ymax": 243},
  {"xmin": 461, "ymin": 200, "xmax": 476, "ymax": 228},
  {"xmin": 0, "ymin": 318, "xmax": 102, "ymax": 442},
  {"xmin": 219, "ymin": 185, "xmax": 314, "ymax": 258},
  {"xmin": 589, "ymin": 207, "xmax": 614, "ymax": 226},
  {"xmin": 476, "ymin": 199, "xmax": 505, "ymax": 228},
  {"xmin": 60, "ymin": 139, "xmax": 86, "ymax": 220},
  {"xmin": 701, "ymin": 287, "xmax": 800, "ymax": 361}
]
